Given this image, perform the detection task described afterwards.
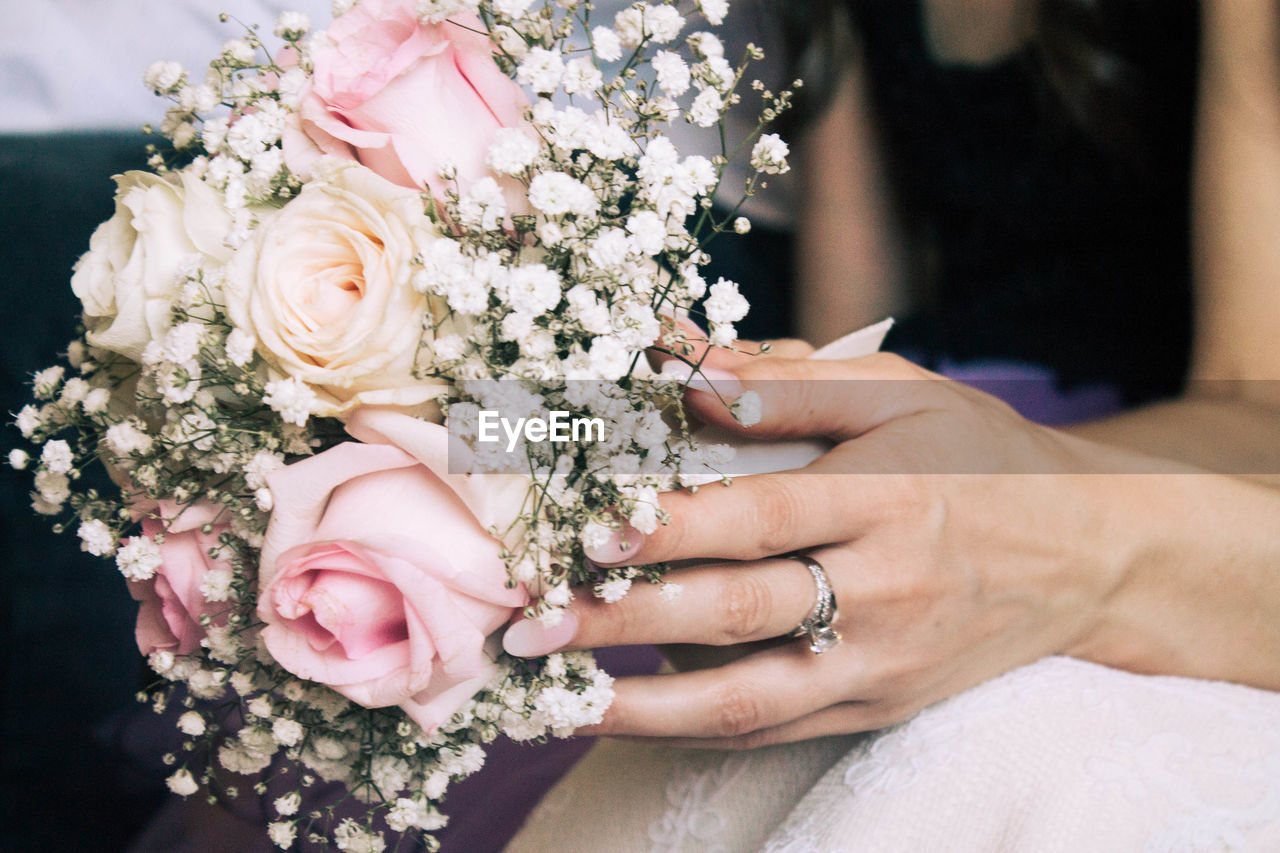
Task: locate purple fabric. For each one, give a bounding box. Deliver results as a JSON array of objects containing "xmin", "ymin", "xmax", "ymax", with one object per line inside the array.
[
  {"xmin": 121, "ymin": 645, "xmax": 663, "ymax": 852},
  {"xmin": 937, "ymin": 358, "xmax": 1124, "ymax": 425}
]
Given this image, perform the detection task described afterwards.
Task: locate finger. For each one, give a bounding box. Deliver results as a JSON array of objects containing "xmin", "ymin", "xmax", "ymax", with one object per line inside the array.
[
  {"xmin": 592, "ymin": 474, "xmax": 875, "ymax": 564},
  {"xmin": 620, "ymin": 699, "xmax": 915, "ymax": 750},
  {"xmin": 702, "ymin": 337, "xmax": 817, "ymax": 366},
  {"xmin": 649, "ymin": 318, "xmax": 815, "ymax": 372},
  {"xmin": 686, "ymin": 352, "xmax": 950, "ymax": 444},
  {"xmin": 579, "ymin": 643, "xmax": 847, "ymax": 739},
  {"xmin": 557, "ymin": 558, "xmax": 826, "ymax": 651}
]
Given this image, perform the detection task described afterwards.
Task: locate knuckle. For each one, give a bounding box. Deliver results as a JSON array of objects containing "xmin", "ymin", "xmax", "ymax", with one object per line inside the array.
[
  {"xmin": 714, "ymin": 572, "xmax": 774, "ymax": 641},
  {"xmin": 721, "ymin": 728, "xmax": 779, "ymax": 750},
  {"xmin": 591, "ymin": 594, "xmax": 641, "ymax": 644},
  {"xmin": 866, "ymin": 352, "xmax": 929, "ymax": 379},
  {"xmin": 710, "ymin": 681, "xmax": 765, "ymax": 738},
  {"xmin": 647, "ymin": 500, "xmax": 689, "ymax": 562},
  {"xmin": 749, "ymin": 478, "xmax": 806, "ymax": 557}
]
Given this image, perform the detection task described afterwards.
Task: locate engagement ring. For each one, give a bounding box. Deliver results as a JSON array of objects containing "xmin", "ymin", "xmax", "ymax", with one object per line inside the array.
[{"xmin": 788, "ymin": 554, "xmax": 842, "ymax": 654}]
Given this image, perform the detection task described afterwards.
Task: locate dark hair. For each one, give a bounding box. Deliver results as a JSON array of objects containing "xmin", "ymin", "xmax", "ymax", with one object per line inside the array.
[{"xmin": 768, "ymin": 0, "xmax": 1197, "ymax": 163}]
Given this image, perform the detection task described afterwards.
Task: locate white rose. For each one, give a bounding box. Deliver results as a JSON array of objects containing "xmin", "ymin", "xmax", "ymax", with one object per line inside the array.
[
  {"xmin": 224, "ymin": 163, "xmax": 448, "ymax": 418},
  {"xmin": 71, "ymin": 171, "xmax": 233, "ymax": 361}
]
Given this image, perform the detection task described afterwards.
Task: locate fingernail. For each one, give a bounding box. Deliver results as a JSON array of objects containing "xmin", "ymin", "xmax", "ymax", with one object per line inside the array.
[
  {"xmin": 503, "ymin": 611, "xmax": 579, "ymax": 657},
  {"xmin": 659, "ymin": 360, "xmax": 743, "ymax": 399},
  {"xmin": 677, "ymin": 314, "xmax": 707, "ymax": 337},
  {"xmin": 583, "ymin": 524, "xmax": 646, "ymax": 565}
]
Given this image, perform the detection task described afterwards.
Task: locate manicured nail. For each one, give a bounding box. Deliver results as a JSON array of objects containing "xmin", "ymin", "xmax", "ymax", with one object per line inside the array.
[
  {"xmin": 583, "ymin": 524, "xmax": 646, "ymax": 565},
  {"xmin": 676, "ymin": 314, "xmax": 707, "ymax": 337},
  {"xmin": 658, "ymin": 360, "xmax": 743, "ymax": 399},
  {"xmin": 503, "ymin": 611, "xmax": 579, "ymax": 657}
]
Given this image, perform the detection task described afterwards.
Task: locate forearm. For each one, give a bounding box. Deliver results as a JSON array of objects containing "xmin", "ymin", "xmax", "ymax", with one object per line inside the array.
[
  {"xmin": 1064, "ymin": 393, "xmax": 1280, "ymax": 488},
  {"xmin": 1065, "ymin": 464, "xmax": 1280, "ymax": 690}
]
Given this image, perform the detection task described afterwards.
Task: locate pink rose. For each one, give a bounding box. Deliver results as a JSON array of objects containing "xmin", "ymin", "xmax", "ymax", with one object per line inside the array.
[
  {"xmin": 130, "ymin": 501, "xmax": 230, "ymax": 656},
  {"xmin": 284, "ymin": 0, "xmax": 528, "ymax": 206},
  {"xmin": 257, "ymin": 408, "xmax": 528, "ymax": 732}
]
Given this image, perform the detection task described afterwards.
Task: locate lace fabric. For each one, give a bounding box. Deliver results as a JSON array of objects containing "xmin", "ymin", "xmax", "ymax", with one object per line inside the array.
[{"xmin": 507, "ymin": 658, "xmax": 1280, "ymax": 852}]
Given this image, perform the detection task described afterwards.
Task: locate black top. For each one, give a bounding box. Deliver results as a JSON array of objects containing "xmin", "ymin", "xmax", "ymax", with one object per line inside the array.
[{"xmin": 853, "ymin": 0, "xmax": 1199, "ymax": 400}]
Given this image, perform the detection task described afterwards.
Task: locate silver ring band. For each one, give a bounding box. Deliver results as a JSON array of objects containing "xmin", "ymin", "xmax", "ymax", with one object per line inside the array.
[{"xmin": 787, "ymin": 554, "xmax": 842, "ymax": 654}]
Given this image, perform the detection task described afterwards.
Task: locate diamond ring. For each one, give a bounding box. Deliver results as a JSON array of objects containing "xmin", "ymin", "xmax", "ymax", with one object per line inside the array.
[{"xmin": 787, "ymin": 554, "xmax": 842, "ymax": 655}]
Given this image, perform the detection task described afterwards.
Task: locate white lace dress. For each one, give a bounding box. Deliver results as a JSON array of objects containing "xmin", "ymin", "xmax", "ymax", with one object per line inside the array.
[{"xmin": 505, "ymin": 657, "xmax": 1280, "ymax": 852}]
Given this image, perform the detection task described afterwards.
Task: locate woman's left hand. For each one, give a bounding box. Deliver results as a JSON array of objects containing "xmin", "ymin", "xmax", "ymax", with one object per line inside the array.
[{"xmin": 504, "ymin": 351, "xmax": 1148, "ymax": 748}]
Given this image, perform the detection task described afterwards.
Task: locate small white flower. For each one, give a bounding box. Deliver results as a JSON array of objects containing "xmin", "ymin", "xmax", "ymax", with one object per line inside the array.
[
  {"xmin": 595, "ymin": 577, "xmax": 632, "ymax": 603},
  {"xmin": 334, "ymin": 818, "xmax": 387, "ymax": 853},
  {"xmin": 698, "ymin": 0, "xmax": 730, "ymax": 26},
  {"xmin": 274, "ymin": 11, "xmax": 311, "ymax": 39},
  {"xmin": 8, "ymin": 449, "xmax": 30, "ymax": 470},
  {"xmin": 486, "ymin": 128, "xmax": 540, "ymax": 175},
  {"xmin": 59, "ymin": 377, "xmax": 90, "ymax": 406},
  {"xmin": 200, "ymin": 568, "xmax": 234, "ymax": 603},
  {"xmin": 244, "ymin": 449, "xmax": 285, "ymax": 490},
  {"xmin": 254, "ymin": 488, "xmax": 274, "ymax": 512},
  {"xmin": 177, "ymin": 711, "xmax": 207, "ymax": 736},
  {"xmin": 626, "ymin": 209, "xmax": 667, "ymax": 256},
  {"xmin": 517, "ymin": 47, "xmax": 565, "ymax": 95},
  {"xmin": 33, "ymin": 366, "xmax": 65, "ymax": 399},
  {"xmin": 563, "ymin": 57, "xmax": 604, "ymax": 96},
  {"xmin": 272, "ymin": 717, "xmax": 304, "ymax": 747},
  {"xmin": 15, "ymin": 405, "xmax": 42, "ymax": 438},
  {"xmin": 263, "ymin": 378, "xmax": 317, "ymax": 427},
  {"xmin": 493, "ymin": 0, "xmax": 535, "ymax": 15},
  {"xmin": 457, "ymin": 176, "xmax": 508, "ymax": 231},
  {"xmin": 542, "ymin": 584, "xmax": 572, "ymax": 608},
  {"xmin": 734, "ymin": 216, "xmax": 751, "ymax": 234},
  {"xmin": 705, "ymin": 278, "xmax": 750, "ymax": 324},
  {"xmin": 751, "ymin": 133, "xmax": 791, "ymax": 175},
  {"xmin": 587, "ymin": 336, "xmax": 631, "ymax": 380},
  {"xmin": 616, "ymin": 4, "xmax": 684, "ymax": 47},
  {"xmin": 653, "ymin": 50, "xmax": 690, "ymax": 97},
  {"xmin": 224, "ymin": 329, "xmax": 256, "ymax": 367},
  {"xmin": 116, "ymin": 536, "xmax": 164, "ymax": 581},
  {"xmin": 34, "ymin": 469, "xmax": 71, "ymax": 509},
  {"xmin": 694, "ymin": 55, "xmax": 735, "ymax": 94},
  {"xmin": 688, "ymin": 88, "xmax": 724, "ymax": 127},
  {"xmin": 527, "ymin": 172, "xmax": 599, "ymax": 217},
  {"xmin": 149, "ymin": 650, "xmax": 176, "ymax": 676},
  {"xmin": 222, "ymin": 39, "xmax": 257, "ymax": 66},
  {"xmin": 106, "ymin": 421, "xmax": 154, "ymax": 457},
  {"xmin": 82, "ymin": 388, "xmax": 111, "ymax": 414},
  {"xmin": 592, "ymin": 26, "xmax": 623, "ymax": 62},
  {"xmin": 77, "ymin": 519, "xmax": 117, "ymax": 556},
  {"xmin": 660, "ymin": 582, "xmax": 684, "ymax": 601},
  {"xmin": 40, "ymin": 440, "xmax": 73, "ymax": 475},
  {"xmin": 268, "ymin": 822, "xmax": 297, "ymax": 850},
  {"xmin": 274, "ymin": 791, "xmax": 302, "ymax": 816},
  {"xmin": 247, "ymin": 695, "xmax": 273, "ymax": 718},
  {"xmin": 166, "ymin": 768, "xmax": 199, "ymax": 797},
  {"xmin": 688, "ymin": 31, "xmax": 725, "ymax": 59},
  {"xmin": 143, "ymin": 60, "xmax": 186, "ymax": 94}
]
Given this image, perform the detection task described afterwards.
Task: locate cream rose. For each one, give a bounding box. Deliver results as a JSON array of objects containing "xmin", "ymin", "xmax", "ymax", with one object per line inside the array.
[
  {"xmin": 71, "ymin": 171, "xmax": 233, "ymax": 361},
  {"xmin": 225, "ymin": 162, "xmax": 447, "ymax": 417}
]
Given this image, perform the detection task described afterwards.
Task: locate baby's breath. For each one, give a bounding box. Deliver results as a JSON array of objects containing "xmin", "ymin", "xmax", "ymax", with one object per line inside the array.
[{"xmin": 10, "ymin": 1, "xmax": 791, "ymax": 849}]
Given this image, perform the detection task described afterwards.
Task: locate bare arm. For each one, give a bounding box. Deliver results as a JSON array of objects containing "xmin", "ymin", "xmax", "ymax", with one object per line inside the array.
[
  {"xmin": 793, "ymin": 41, "xmax": 906, "ymax": 345},
  {"xmin": 1067, "ymin": 0, "xmax": 1280, "ymax": 486}
]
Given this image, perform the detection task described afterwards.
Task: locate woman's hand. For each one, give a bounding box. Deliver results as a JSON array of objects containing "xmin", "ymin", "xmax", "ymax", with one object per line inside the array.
[{"xmin": 504, "ymin": 351, "xmax": 1161, "ymax": 748}]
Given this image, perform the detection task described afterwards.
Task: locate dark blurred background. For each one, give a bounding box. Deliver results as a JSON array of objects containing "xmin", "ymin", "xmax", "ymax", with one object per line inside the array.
[{"xmin": 0, "ymin": 131, "xmax": 162, "ymax": 851}]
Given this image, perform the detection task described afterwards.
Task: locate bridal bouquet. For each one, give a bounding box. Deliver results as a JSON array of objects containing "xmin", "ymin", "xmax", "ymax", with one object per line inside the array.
[{"xmin": 10, "ymin": 0, "xmax": 794, "ymax": 848}]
